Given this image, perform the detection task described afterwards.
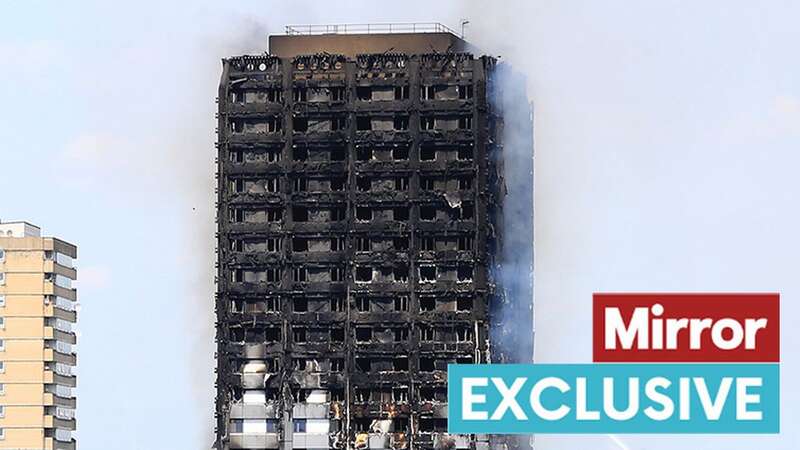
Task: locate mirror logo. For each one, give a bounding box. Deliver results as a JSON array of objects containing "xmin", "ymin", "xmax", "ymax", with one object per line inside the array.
[{"xmin": 448, "ymin": 293, "xmax": 780, "ymax": 434}]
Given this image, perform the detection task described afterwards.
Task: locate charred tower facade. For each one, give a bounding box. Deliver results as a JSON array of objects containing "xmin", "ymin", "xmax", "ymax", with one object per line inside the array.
[{"xmin": 215, "ymin": 24, "xmax": 534, "ymax": 450}]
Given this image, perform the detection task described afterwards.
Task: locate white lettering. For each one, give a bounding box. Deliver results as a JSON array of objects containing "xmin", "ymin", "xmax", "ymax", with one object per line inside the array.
[
  {"xmin": 490, "ymin": 377, "xmax": 528, "ymax": 420},
  {"xmin": 530, "ymin": 377, "xmax": 570, "ymax": 421},
  {"xmin": 603, "ymin": 377, "xmax": 639, "ymax": 421},
  {"xmin": 462, "ymin": 377, "xmax": 488, "ymax": 420},
  {"xmin": 644, "ymin": 377, "xmax": 674, "ymax": 421},
  {"xmin": 736, "ymin": 377, "xmax": 763, "ymax": 420},
  {"xmin": 694, "ymin": 377, "xmax": 732, "ymax": 420}
]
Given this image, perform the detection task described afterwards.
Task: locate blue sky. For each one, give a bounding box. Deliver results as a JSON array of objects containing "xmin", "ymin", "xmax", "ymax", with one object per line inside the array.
[{"xmin": 1, "ymin": 1, "xmax": 798, "ymax": 449}]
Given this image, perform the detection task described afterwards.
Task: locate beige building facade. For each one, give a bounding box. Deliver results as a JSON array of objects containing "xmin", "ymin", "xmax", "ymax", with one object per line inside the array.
[{"xmin": 0, "ymin": 222, "xmax": 76, "ymax": 450}]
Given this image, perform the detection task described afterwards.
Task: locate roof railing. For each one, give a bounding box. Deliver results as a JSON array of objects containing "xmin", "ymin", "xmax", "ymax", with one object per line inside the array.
[{"xmin": 284, "ymin": 23, "xmax": 458, "ymax": 36}]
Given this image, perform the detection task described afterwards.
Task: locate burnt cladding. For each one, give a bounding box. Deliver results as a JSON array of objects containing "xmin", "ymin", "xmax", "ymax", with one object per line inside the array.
[{"xmin": 215, "ymin": 29, "xmax": 533, "ymax": 450}]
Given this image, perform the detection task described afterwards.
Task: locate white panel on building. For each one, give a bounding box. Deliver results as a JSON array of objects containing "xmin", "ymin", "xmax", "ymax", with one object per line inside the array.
[
  {"xmin": 243, "ymin": 419, "xmax": 267, "ymax": 434},
  {"xmin": 306, "ymin": 419, "xmax": 330, "ymax": 434},
  {"xmin": 243, "ymin": 390, "xmax": 266, "ymax": 404},
  {"xmin": 306, "ymin": 389, "xmax": 328, "ymax": 403}
]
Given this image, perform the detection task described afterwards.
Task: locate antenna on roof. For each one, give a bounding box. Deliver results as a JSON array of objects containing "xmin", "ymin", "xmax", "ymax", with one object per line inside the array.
[{"xmin": 460, "ymin": 20, "xmax": 470, "ymax": 39}]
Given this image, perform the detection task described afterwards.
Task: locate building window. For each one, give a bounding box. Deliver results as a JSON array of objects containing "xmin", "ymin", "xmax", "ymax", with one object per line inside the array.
[
  {"xmin": 394, "ymin": 296, "xmax": 408, "ymax": 311},
  {"xmin": 293, "ymin": 419, "xmax": 307, "ymax": 433},
  {"xmin": 293, "ymin": 328, "xmax": 306, "ymax": 342},
  {"xmin": 420, "ymin": 206, "xmax": 436, "ymax": 221},
  {"xmin": 0, "ymin": 339, "xmax": 4, "ymax": 351},
  {"xmin": 330, "ymin": 297, "xmax": 345, "ymax": 312},
  {"xmin": 458, "ymin": 146, "xmax": 473, "ymax": 160},
  {"xmin": 265, "ymin": 297, "xmax": 280, "ymax": 312},
  {"xmin": 356, "ymin": 237, "xmax": 371, "ymax": 252},
  {"xmin": 457, "ymin": 266, "xmax": 473, "ymax": 282},
  {"xmin": 0, "ymin": 318, "xmax": 4, "ymax": 329},
  {"xmin": 394, "ymin": 328, "xmax": 408, "ymax": 342},
  {"xmin": 392, "ymin": 146, "xmax": 409, "ymax": 160},
  {"xmin": 419, "ymin": 357, "xmax": 435, "ymax": 372},
  {"xmin": 457, "ymin": 327, "xmax": 473, "ymax": 342},
  {"xmin": 0, "ymin": 406, "xmax": 4, "ymax": 417},
  {"xmin": 330, "ymin": 177, "xmax": 346, "ymax": 191},
  {"xmin": 330, "ymin": 329, "xmax": 345, "ymax": 343},
  {"xmin": 0, "ymin": 248, "xmax": 4, "ymax": 262},
  {"xmin": 330, "ymin": 267, "xmax": 345, "ymax": 282},
  {"xmin": 394, "ymin": 86, "xmax": 409, "ymax": 100},
  {"xmin": 355, "ymin": 267, "xmax": 372, "ymax": 282},
  {"xmin": 293, "ymin": 88, "xmax": 308, "ymax": 102},
  {"xmin": 266, "ymin": 238, "xmax": 281, "ymax": 252},
  {"xmin": 356, "ymin": 177, "xmax": 371, "ymax": 192},
  {"xmin": 0, "ymin": 384, "xmax": 4, "ymax": 395},
  {"xmin": 356, "ymin": 116, "xmax": 371, "ymax": 131},
  {"xmin": 293, "ymin": 117, "xmax": 308, "ymax": 132},
  {"xmin": 230, "ymin": 419, "xmax": 243, "ymax": 433},
  {"xmin": 356, "ymin": 147, "xmax": 373, "ymax": 161},
  {"xmin": 393, "ymin": 357, "xmax": 409, "ymax": 371},
  {"xmin": 394, "ymin": 387, "xmax": 408, "ymax": 402},
  {"xmin": 355, "ymin": 327, "xmax": 372, "ymax": 342},
  {"xmin": 293, "ymin": 298, "xmax": 308, "ymax": 312},
  {"xmin": 331, "ymin": 117, "xmax": 347, "ymax": 131},
  {"xmin": 419, "ymin": 266, "xmax": 436, "ymax": 282},
  {"xmin": 356, "ymin": 207, "xmax": 372, "ymax": 222},
  {"xmin": 355, "ymin": 358, "xmax": 371, "ymax": 372},
  {"xmin": 293, "ymin": 207, "xmax": 308, "ymax": 222},
  {"xmin": 294, "ymin": 147, "xmax": 308, "ymax": 161},
  {"xmin": 331, "ymin": 87, "xmax": 346, "ymax": 102},
  {"xmin": 293, "ymin": 238, "xmax": 309, "ymax": 252},
  {"xmin": 357, "ymin": 87, "xmax": 371, "ymax": 100},
  {"xmin": 0, "ymin": 273, "xmax": 4, "ymax": 286},
  {"xmin": 393, "ymin": 116, "xmax": 409, "ymax": 130},
  {"xmin": 393, "ymin": 237, "xmax": 409, "ymax": 250},
  {"xmin": 331, "ymin": 207, "xmax": 347, "ymax": 221},
  {"xmin": 0, "ymin": 362, "xmax": 4, "ymax": 373},
  {"xmin": 394, "ymin": 266, "xmax": 409, "ymax": 283},
  {"xmin": 393, "ymin": 207, "xmax": 409, "ymax": 221},
  {"xmin": 0, "ymin": 295, "xmax": 4, "ymax": 307}
]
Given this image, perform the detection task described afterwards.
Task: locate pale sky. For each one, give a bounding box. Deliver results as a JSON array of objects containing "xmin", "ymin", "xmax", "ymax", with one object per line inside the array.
[{"xmin": 0, "ymin": 1, "xmax": 797, "ymax": 449}]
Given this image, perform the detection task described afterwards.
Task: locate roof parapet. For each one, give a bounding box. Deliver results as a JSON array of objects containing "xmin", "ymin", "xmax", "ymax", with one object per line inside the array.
[{"xmin": 285, "ymin": 23, "xmax": 458, "ymax": 36}]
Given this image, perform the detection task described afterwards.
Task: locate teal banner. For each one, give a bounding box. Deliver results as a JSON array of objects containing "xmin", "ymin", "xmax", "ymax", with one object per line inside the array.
[{"xmin": 447, "ymin": 364, "xmax": 779, "ymax": 434}]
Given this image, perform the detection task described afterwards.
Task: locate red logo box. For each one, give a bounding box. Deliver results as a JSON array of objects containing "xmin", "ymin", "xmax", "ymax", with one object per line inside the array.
[{"xmin": 593, "ymin": 293, "xmax": 779, "ymax": 362}]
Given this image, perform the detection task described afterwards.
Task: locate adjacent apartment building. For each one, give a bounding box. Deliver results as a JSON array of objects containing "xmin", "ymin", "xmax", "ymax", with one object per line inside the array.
[
  {"xmin": 0, "ymin": 222, "xmax": 77, "ymax": 450},
  {"xmin": 215, "ymin": 23, "xmax": 533, "ymax": 450}
]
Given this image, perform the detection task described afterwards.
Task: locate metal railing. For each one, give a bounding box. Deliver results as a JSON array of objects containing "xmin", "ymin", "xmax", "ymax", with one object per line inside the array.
[{"xmin": 285, "ymin": 23, "xmax": 457, "ymax": 36}]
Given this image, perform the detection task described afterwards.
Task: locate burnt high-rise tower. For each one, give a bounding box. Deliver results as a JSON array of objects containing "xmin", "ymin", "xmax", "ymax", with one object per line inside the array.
[{"xmin": 215, "ymin": 23, "xmax": 534, "ymax": 450}]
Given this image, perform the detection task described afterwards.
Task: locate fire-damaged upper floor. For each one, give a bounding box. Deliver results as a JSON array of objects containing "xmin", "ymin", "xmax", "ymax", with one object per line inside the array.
[{"xmin": 214, "ymin": 24, "xmax": 534, "ymax": 450}]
